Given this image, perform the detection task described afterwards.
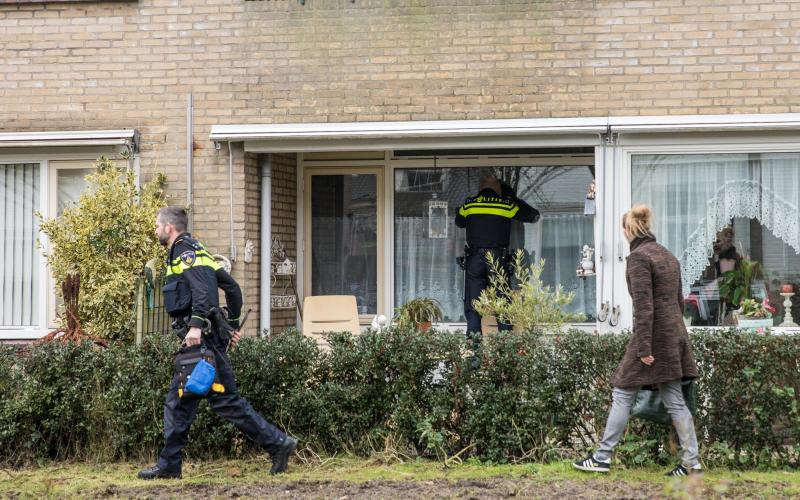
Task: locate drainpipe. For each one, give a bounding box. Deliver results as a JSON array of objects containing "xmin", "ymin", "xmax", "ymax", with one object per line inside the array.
[
  {"xmin": 228, "ymin": 142, "xmax": 237, "ymax": 262},
  {"xmin": 260, "ymin": 154, "xmax": 272, "ymax": 337},
  {"xmin": 186, "ymin": 93, "xmax": 193, "ymax": 229}
]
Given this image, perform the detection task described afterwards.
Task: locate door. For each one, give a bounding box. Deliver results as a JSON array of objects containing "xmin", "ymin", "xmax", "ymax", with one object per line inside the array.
[{"xmin": 304, "ymin": 167, "xmax": 385, "ymax": 321}]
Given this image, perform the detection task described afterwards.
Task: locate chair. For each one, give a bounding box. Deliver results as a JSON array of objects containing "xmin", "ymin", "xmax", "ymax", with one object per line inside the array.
[{"xmin": 302, "ymin": 295, "xmax": 361, "ymax": 348}]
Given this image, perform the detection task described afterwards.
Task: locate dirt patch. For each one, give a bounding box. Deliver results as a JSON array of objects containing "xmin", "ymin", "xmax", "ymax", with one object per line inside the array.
[{"xmin": 92, "ymin": 477, "xmax": 795, "ymax": 499}]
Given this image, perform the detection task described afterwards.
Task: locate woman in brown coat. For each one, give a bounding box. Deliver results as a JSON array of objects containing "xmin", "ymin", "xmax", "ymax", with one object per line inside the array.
[{"xmin": 574, "ymin": 205, "xmax": 701, "ymax": 477}]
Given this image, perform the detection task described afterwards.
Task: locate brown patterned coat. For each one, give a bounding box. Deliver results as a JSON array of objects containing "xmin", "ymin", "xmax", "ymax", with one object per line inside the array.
[{"xmin": 611, "ymin": 236, "xmax": 699, "ymax": 389}]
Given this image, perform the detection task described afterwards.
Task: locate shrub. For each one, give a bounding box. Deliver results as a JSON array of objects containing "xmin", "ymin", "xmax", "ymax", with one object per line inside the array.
[
  {"xmin": 0, "ymin": 328, "xmax": 797, "ymax": 469},
  {"xmin": 37, "ymin": 157, "xmax": 167, "ymax": 342},
  {"xmin": 472, "ymin": 251, "xmax": 585, "ymax": 332}
]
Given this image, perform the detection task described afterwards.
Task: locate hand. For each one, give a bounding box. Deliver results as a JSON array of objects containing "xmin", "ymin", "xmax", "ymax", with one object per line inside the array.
[
  {"xmin": 640, "ymin": 355, "xmax": 655, "ymax": 366},
  {"xmin": 229, "ymin": 330, "xmax": 241, "ymax": 348},
  {"xmin": 184, "ymin": 327, "xmax": 202, "ymax": 347}
]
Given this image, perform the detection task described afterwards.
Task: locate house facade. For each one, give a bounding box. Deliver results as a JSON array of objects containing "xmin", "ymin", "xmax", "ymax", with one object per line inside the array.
[{"xmin": 2, "ymin": 0, "xmax": 800, "ymax": 339}]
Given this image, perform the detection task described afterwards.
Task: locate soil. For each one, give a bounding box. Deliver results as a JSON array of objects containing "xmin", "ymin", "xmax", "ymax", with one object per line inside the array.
[{"xmin": 92, "ymin": 477, "xmax": 794, "ymax": 499}]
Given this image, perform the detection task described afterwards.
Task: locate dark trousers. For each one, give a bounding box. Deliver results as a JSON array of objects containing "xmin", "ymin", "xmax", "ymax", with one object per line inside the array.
[
  {"xmin": 464, "ymin": 252, "xmax": 514, "ymax": 335},
  {"xmin": 157, "ymin": 345, "xmax": 288, "ymax": 472}
]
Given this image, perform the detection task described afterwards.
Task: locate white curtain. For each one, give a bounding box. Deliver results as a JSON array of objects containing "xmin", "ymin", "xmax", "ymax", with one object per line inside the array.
[
  {"xmin": 0, "ymin": 163, "xmax": 40, "ymax": 327},
  {"xmin": 632, "ymin": 153, "xmax": 800, "ymax": 295},
  {"xmin": 395, "ymin": 216, "xmax": 465, "ymax": 322},
  {"xmin": 536, "ymin": 213, "xmax": 596, "ymax": 318}
]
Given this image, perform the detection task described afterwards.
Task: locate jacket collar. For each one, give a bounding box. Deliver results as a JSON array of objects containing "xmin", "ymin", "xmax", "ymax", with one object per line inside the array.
[{"xmin": 629, "ymin": 233, "xmax": 656, "ymax": 252}]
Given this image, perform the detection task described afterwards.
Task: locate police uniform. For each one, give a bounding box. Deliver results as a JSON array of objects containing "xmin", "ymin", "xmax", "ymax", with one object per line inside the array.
[
  {"xmin": 455, "ymin": 188, "xmax": 539, "ymax": 334},
  {"xmin": 155, "ymin": 232, "xmax": 290, "ymax": 477}
]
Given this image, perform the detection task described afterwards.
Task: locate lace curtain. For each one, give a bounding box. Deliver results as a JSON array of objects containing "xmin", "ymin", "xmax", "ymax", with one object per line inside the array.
[{"xmin": 632, "ymin": 153, "xmax": 800, "ymax": 296}]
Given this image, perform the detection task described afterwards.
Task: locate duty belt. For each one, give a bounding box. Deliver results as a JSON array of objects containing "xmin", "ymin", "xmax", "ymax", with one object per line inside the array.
[{"xmin": 465, "ymin": 246, "xmax": 509, "ymax": 258}]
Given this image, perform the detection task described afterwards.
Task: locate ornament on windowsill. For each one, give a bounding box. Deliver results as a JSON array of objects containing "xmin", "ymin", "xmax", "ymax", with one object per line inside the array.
[
  {"xmin": 576, "ymin": 244, "xmax": 596, "ymax": 278},
  {"xmin": 427, "ymin": 193, "xmax": 448, "ymax": 239},
  {"xmin": 584, "ymin": 179, "xmax": 596, "ymax": 215}
]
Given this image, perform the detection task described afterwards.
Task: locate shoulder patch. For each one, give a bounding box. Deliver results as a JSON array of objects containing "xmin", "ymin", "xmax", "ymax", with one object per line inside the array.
[{"xmin": 180, "ymin": 250, "xmax": 196, "ymax": 266}]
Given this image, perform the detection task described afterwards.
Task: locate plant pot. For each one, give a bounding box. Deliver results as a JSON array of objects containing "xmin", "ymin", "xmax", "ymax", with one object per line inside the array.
[
  {"xmin": 416, "ymin": 321, "xmax": 432, "ymax": 332},
  {"xmin": 736, "ymin": 317, "xmax": 773, "ymax": 329}
]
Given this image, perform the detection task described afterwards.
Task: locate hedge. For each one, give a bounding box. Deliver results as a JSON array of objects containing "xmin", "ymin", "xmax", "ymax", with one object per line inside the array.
[{"xmin": 0, "ymin": 329, "xmax": 798, "ymax": 469}]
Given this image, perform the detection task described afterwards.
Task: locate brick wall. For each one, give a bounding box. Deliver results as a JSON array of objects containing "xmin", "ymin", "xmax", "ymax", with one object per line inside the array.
[
  {"xmin": 2, "ymin": 0, "xmax": 799, "ymax": 333},
  {"xmin": 270, "ymin": 153, "xmax": 298, "ymax": 333}
]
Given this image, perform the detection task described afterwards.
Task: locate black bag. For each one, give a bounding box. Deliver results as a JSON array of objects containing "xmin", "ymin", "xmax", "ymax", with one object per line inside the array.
[
  {"xmin": 631, "ymin": 379, "xmax": 697, "ymax": 425},
  {"xmin": 174, "ymin": 344, "xmax": 222, "ymax": 398}
]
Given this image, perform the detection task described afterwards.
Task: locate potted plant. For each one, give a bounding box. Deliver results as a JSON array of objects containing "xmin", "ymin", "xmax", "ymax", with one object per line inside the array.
[
  {"xmin": 394, "ymin": 297, "xmax": 444, "ymax": 332},
  {"xmin": 735, "ymin": 298, "xmax": 774, "ymax": 330},
  {"xmin": 718, "ymin": 258, "xmax": 762, "ymax": 308}
]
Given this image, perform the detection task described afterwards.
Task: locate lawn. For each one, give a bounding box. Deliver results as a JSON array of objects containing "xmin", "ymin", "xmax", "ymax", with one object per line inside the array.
[{"xmin": 2, "ymin": 457, "xmax": 798, "ymax": 498}]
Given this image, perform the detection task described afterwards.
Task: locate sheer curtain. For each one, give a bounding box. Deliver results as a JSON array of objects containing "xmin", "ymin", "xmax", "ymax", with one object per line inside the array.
[
  {"xmin": 0, "ymin": 163, "xmax": 40, "ymax": 327},
  {"xmin": 537, "ymin": 213, "xmax": 596, "ymax": 319},
  {"xmin": 395, "ymin": 216, "xmax": 465, "ymax": 322},
  {"xmin": 632, "ymin": 153, "xmax": 800, "ymax": 295}
]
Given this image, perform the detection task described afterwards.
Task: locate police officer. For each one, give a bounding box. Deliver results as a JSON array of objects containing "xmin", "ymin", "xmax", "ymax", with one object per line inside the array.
[
  {"xmin": 455, "ymin": 175, "xmax": 540, "ymax": 336},
  {"xmin": 138, "ymin": 206, "xmax": 297, "ymax": 480}
]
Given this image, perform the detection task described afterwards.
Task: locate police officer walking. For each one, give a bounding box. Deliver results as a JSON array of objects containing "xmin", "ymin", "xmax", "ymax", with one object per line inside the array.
[
  {"xmin": 456, "ymin": 175, "xmax": 540, "ymax": 336},
  {"xmin": 138, "ymin": 206, "xmax": 297, "ymax": 480}
]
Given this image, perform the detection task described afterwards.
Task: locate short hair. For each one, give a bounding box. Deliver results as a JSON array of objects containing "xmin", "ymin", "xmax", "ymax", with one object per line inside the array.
[
  {"xmin": 622, "ymin": 204, "xmax": 653, "ymax": 239},
  {"xmin": 158, "ymin": 206, "xmax": 188, "ymax": 233},
  {"xmin": 479, "ymin": 175, "xmax": 501, "ymax": 195}
]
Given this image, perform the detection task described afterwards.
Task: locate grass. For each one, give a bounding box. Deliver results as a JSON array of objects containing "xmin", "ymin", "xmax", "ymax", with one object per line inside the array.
[{"xmin": 1, "ymin": 457, "xmax": 799, "ymax": 498}]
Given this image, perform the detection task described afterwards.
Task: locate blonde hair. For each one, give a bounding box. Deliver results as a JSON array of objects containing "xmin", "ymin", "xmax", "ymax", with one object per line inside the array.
[{"xmin": 622, "ymin": 204, "xmax": 653, "ymax": 239}]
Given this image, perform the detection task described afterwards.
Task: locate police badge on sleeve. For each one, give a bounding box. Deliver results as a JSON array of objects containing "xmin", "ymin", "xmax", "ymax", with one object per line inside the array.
[{"xmin": 180, "ymin": 250, "xmax": 196, "ymax": 266}]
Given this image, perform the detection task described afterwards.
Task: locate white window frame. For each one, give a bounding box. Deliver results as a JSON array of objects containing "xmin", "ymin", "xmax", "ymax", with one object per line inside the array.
[
  {"xmin": 300, "ymin": 151, "xmax": 602, "ymax": 332},
  {"xmin": 0, "ymin": 149, "xmax": 133, "ymax": 340},
  {"xmin": 615, "ymin": 132, "xmax": 800, "ymax": 334}
]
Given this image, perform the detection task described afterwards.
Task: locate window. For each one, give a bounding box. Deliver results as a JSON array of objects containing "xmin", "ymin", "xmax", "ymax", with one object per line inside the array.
[
  {"xmin": 632, "ymin": 152, "xmax": 800, "ymax": 327},
  {"xmin": 394, "ymin": 165, "xmax": 596, "ymax": 323},
  {"xmin": 0, "ymin": 163, "xmax": 41, "ymax": 328}
]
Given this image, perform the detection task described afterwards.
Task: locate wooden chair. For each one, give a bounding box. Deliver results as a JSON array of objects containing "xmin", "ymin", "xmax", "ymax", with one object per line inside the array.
[{"xmin": 302, "ymin": 295, "xmax": 361, "ymax": 348}]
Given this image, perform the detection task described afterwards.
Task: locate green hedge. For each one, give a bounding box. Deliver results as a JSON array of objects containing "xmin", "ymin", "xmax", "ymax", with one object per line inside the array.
[{"xmin": 0, "ymin": 329, "xmax": 798, "ymax": 468}]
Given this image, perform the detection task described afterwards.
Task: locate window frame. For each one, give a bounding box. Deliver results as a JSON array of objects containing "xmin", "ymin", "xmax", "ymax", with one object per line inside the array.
[
  {"xmin": 619, "ymin": 134, "xmax": 800, "ymax": 334},
  {"xmin": 0, "ymin": 150, "xmax": 130, "ymax": 339}
]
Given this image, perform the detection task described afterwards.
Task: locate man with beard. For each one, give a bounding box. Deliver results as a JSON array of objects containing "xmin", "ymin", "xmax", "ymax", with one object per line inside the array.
[{"xmin": 138, "ymin": 206, "xmax": 297, "ymax": 480}]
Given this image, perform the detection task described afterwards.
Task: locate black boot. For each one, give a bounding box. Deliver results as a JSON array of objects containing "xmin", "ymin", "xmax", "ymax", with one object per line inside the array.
[
  {"xmin": 137, "ymin": 464, "xmax": 181, "ymax": 480},
  {"xmin": 270, "ymin": 436, "xmax": 298, "ymax": 475}
]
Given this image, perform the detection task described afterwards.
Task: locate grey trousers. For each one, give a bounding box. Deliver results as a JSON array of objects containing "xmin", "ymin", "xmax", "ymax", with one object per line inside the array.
[{"xmin": 594, "ymin": 379, "xmax": 700, "ymax": 467}]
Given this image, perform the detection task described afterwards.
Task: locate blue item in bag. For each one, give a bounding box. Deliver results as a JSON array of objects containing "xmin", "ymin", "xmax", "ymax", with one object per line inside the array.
[{"xmin": 184, "ymin": 358, "xmax": 216, "ymax": 397}]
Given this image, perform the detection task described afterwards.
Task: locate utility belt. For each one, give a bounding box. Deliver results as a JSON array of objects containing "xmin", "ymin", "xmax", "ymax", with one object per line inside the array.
[
  {"xmin": 458, "ymin": 245, "xmax": 510, "ymax": 270},
  {"xmin": 171, "ymin": 307, "xmax": 234, "ymax": 348},
  {"xmin": 464, "ymin": 246, "xmax": 509, "ymax": 258}
]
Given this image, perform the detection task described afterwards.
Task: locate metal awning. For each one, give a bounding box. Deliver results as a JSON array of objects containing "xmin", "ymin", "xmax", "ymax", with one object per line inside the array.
[
  {"xmin": 210, "ymin": 113, "xmax": 800, "ymax": 152},
  {"xmin": 0, "ymin": 129, "xmax": 139, "ymax": 151}
]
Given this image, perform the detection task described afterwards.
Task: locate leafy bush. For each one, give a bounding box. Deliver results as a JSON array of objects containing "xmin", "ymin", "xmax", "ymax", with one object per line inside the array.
[
  {"xmin": 38, "ymin": 157, "xmax": 167, "ymax": 342},
  {"xmin": 0, "ymin": 329, "xmax": 797, "ymax": 469},
  {"xmin": 472, "ymin": 251, "xmax": 585, "ymax": 331}
]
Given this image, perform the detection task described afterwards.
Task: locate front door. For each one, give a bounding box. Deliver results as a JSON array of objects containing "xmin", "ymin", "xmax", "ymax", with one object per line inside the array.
[{"xmin": 304, "ymin": 167, "xmax": 384, "ymax": 320}]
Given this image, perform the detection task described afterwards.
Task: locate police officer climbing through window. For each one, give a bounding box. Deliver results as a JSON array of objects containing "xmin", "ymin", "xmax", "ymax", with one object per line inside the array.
[
  {"xmin": 138, "ymin": 206, "xmax": 297, "ymax": 480},
  {"xmin": 456, "ymin": 175, "xmax": 540, "ymax": 337}
]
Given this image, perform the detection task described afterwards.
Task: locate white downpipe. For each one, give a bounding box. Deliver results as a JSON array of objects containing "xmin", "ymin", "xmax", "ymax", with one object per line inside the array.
[
  {"xmin": 228, "ymin": 142, "xmax": 237, "ymax": 262},
  {"xmin": 260, "ymin": 154, "xmax": 272, "ymax": 337}
]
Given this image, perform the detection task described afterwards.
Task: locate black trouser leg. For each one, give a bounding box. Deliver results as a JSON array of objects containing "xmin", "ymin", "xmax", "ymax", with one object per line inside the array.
[
  {"xmin": 207, "ymin": 352, "xmax": 288, "ymax": 455},
  {"xmin": 464, "ymin": 254, "xmax": 487, "ymax": 335},
  {"xmin": 157, "ymin": 375, "xmax": 201, "ymax": 472}
]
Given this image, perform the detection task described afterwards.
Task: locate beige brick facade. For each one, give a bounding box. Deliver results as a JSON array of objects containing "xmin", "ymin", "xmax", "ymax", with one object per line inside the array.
[{"xmin": 2, "ymin": 0, "xmax": 799, "ymax": 335}]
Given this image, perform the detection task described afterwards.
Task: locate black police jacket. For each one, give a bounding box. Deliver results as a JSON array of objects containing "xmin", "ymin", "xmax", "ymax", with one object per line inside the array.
[
  {"xmin": 455, "ymin": 188, "xmax": 540, "ymax": 249},
  {"xmin": 162, "ymin": 233, "xmax": 243, "ymax": 329}
]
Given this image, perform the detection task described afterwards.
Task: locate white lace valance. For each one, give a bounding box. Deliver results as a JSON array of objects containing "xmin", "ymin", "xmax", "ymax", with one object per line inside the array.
[{"xmin": 679, "ymin": 180, "xmax": 800, "ymax": 296}]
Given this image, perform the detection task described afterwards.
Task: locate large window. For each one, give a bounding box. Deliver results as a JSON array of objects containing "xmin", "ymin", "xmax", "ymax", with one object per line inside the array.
[
  {"xmin": 632, "ymin": 153, "xmax": 800, "ymax": 327},
  {"xmin": 0, "ymin": 163, "xmax": 40, "ymax": 328},
  {"xmin": 394, "ymin": 165, "xmax": 596, "ymax": 323}
]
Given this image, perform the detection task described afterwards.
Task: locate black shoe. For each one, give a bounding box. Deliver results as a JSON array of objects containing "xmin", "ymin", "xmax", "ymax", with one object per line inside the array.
[
  {"xmin": 270, "ymin": 436, "xmax": 298, "ymax": 475},
  {"xmin": 572, "ymin": 454, "xmax": 610, "ymax": 473},
  {"xmin": 137, "ymin": 464, "xmax": 181, "ymax": 480},
  {"xmin": 665, "ymin": 463, "xmax": 703, "ymax": 477}
]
